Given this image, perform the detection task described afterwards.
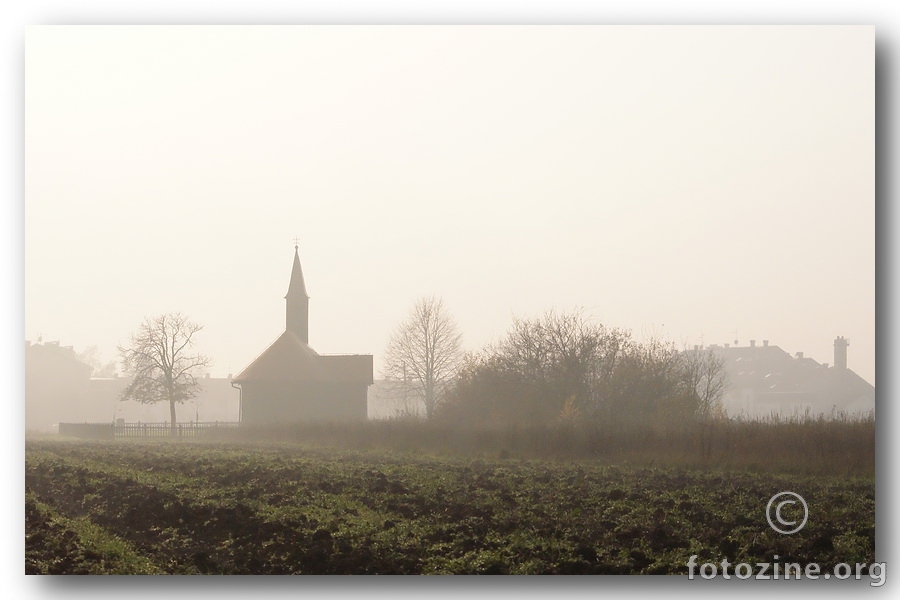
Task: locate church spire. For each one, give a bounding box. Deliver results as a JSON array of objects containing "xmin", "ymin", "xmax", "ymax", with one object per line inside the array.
[{"xmin": 285, "ymin": 244, "xmax": 309, "ymax": 343}]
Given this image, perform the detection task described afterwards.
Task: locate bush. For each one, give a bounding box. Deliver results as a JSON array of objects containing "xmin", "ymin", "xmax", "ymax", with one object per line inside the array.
[{"xmin": 437, "ymin": 310, "xmax": 725, "ymax": 429}]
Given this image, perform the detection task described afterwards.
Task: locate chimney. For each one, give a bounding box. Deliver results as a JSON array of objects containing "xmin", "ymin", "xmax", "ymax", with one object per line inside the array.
[
  {"xmin": 795, "ymin": 352, "xmax": 804, "ymax": 359},
  {"xmin": 724, "ymin": 343, "xmax": 730, "ymax": 348},
  {"xmin": 834, "ymin": 336, "xmax": 849, "ymax": 370},
  {"xmin": 750, "ymin": 340, "xmax": 756, "ymax": 348},
  {"xmin": 763, "ymin": 340, "xmax": 769, "ymax": 347}
]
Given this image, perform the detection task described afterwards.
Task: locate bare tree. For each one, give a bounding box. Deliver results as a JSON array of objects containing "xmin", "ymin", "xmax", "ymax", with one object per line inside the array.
[
  {"xmin": 496, "ymin": 310, "xmax": 632, "ymax": 419},
  {"xmin": 77, "ymin": 345, "xmax": 118, "ymax": 377},
  {"xmin": 118, "ymin": 313, "xmax": 211, "ymax": 432},
  {"xmin": 679, "ymin": 346, "xmax": 728, "ymax": 420},
  {"xmin": 382, "ymin": 296, "xmax": 463, "ymax": 420}
]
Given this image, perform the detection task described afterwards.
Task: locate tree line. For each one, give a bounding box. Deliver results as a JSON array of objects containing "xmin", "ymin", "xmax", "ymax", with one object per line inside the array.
[
  {"xmin": 114, "ymin": 298, "xmax": 726, "ymax": 433},
  {"xmin": 383, "ymin": 298, "xmax": 726, "ymax": 428}
]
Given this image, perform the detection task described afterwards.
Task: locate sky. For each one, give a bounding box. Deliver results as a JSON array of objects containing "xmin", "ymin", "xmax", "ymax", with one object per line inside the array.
[{"xmin": 24, "ymin": 25, "xmax": 875, "ymax": 385}]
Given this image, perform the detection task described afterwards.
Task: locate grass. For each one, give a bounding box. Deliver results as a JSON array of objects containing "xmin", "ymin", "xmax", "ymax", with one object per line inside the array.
[{"xmin": 210, "ymin": 412, "xmax": 875, "ymax": 477}]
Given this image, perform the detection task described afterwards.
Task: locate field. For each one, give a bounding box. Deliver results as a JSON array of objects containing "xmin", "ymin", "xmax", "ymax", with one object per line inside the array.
[{"xmin": 25, "ymin": 438, "xmax": 875, "ymax": 575}]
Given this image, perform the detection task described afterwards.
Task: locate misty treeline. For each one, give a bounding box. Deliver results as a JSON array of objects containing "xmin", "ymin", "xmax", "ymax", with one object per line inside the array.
[
  {"xmin": 389, "ymin": 307, "xmax": 727, "ymax": 428},
  {"xmin": 372, "ymin": 304, "xmax": 871, "ymax": 475},
  {"xmin": 233, "ymin": 410, "xmax": 874, "ymax": 476},
  {"xmin": 76, "ymin": 346, "xmax": 117, "ymax": 378}
]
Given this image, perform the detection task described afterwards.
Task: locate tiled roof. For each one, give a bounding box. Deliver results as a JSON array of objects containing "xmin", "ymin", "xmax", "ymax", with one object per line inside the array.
[{"xmin": 711, "ymin": 343, "xmax": 874, "ymax": 415}]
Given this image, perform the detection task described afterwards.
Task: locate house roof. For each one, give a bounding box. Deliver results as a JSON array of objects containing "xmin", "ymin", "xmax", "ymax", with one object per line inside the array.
[
  {"xmin": 710, "ymin": 343, "xmax": 874, "ymax": 414},
  {"xmin": 25, "ymin": 341, "xmax": 93, "ymax": 377}
]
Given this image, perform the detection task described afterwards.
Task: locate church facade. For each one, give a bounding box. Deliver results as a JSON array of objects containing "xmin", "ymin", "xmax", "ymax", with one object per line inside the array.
[{"xmin": 232, "ymin": 248, "xmax": 373, "ymax": 424}]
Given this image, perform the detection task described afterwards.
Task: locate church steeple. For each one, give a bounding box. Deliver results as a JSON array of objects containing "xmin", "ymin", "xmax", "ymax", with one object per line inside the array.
[{"xmin": 285, "ymin": 244, "xmax": 309, "ymax": 343}]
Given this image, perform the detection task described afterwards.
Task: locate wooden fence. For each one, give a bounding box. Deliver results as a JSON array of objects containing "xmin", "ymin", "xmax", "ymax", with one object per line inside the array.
[{"xmin": 58, "ymin": 421, "xmax": 241, "ymax": 440}]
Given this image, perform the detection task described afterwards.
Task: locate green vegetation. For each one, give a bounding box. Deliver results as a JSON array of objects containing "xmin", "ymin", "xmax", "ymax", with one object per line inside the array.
[
  {"xmin": 26, "ymin": 439, "xmax": 874, "ymax": 575},
  {"xmin": 26, "ymin": 491, "xmax": 163, "ymax": 574}
]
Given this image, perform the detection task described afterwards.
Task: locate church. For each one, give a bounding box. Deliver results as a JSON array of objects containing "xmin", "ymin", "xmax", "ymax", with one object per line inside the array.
[{"xmin": 232, "ymin": 247, "xmax": 373, "ymax": 424}]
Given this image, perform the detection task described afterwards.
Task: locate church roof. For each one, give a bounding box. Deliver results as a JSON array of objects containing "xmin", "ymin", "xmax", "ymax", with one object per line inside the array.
[
  {"xmin": 232, "ymin": 330, "xmax": 372, "ymax": 384},
  {"xmin": 232, "ymin": 330, "xmax": 321, "ymax": 382},
  {"xmin": 285, "ymin": 247, "xmax": 309, "ymax": 299}
]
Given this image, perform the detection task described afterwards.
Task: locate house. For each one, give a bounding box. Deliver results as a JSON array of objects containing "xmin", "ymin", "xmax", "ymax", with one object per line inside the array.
[
  {"xmin": 710, "ymin": 337, "xmax": 875, "ymax": 418},
  {"xmin": 231, "ymin": 246, "xmax": 373, "ymax": 424},
  {"xmin": 25, "ymin": 340, "xmax": 92, "ymax": 431}
]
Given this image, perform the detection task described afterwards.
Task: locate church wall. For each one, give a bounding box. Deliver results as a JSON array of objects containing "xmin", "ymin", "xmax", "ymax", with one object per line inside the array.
[{"xmin": 240, "ymin": 381, "xmax": 368, "ymax": 424}]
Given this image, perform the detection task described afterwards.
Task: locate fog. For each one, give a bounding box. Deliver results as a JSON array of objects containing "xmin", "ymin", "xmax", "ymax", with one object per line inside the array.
[{"xmin": 25, "ymin": 25, "xmax": 874, "ymax": 388}]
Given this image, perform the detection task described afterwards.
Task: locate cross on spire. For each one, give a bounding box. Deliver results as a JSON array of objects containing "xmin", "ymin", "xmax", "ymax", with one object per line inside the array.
[{"xmin": 293, "ymin": 236, "xmax": 300, "ymax": 250}]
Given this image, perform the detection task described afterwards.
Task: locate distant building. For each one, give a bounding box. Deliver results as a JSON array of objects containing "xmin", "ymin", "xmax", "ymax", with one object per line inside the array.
[
  {"xmin": 25, "ymin": 340, "xmax": 92, "ymax": 431},
  {"xmin": 710, "ymin": 337, "xmax": 875, "ymax": 418},
  {"xmin": 25, "ymin": 340, "xmax": 239, "ymax": 431},
  {"xmin": 232, "ymin": 247, "xmax": 374, "ymax": 424}
]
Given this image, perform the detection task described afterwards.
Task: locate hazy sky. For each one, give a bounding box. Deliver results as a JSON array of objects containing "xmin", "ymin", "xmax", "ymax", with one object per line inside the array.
[{"xmin": 25, "ymin": 25, "xmax": 875, "ymax": 385}]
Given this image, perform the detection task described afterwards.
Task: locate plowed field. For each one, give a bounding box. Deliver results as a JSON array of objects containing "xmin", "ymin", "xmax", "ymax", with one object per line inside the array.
[{"xmin": 25, "ymin": 440, "xmax": 875, "ymax": 575}]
